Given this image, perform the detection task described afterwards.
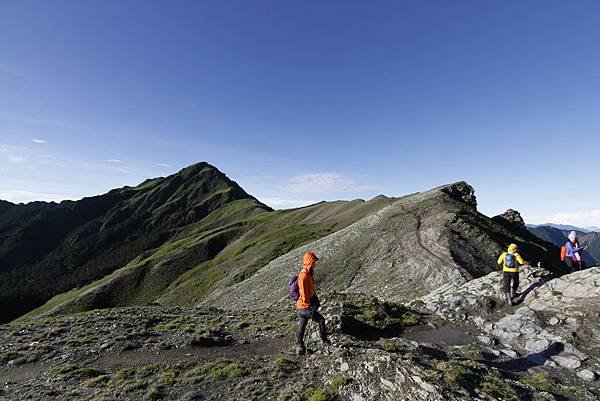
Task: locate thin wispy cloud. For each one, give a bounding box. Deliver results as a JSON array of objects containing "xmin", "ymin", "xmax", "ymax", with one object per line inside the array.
[
  {"xmin": 156, "ymin": 163, "xmax": 171, "ymax": 167},
  {"xmin": 8, "ymin": 155, "xmax": 26, "ymax": 163},
  {"xmin": 104, "ymin": 159, "xmax": 121, "ymax": 163},
  {"xmin": 286, "ymin": 172, "xmax": 375, "ymax": 195},
  {"xmin": 31, "ymin": 138, "xmax": 46, "ymax": 144},
  {"xmin": 0, "ymin": 61, "xmax": 25, "ymax": 78}
]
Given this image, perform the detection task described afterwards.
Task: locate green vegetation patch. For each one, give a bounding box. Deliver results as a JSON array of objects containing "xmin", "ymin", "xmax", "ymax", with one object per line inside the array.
[
  {"xmin": 436, "ymin": 360, "xmax": 521, "ymax": 399},
  {"xmin": 330, "ymin": 375, "xmax": 353, "ymax": 389},
  {"xmin": 304, "ymin": 387, "xmax": 333, "ymax": 401},
  {"xmin": 269, "ymin": 357, "xmax": 298, "ymax": 377},
  {"xmin": 0, "ymin": 351, "xmax": 22, "ymax": 364},
  {"xmin": 185, "ymin": 359, "xmax": 249, "ymax": 382},
  {"xmin": 520, "ymin": 372, "xmax": 591, "ymax": 400},
  {"xmin": 106, "ymin": 363, "xmax": 180, "ymax": 394},
  {"xmin": 49, "ymin": 363, "xmax": 105, "ymax": 380},
  {"xmin": 335, "ymin": 293, "xmax": 423, "ymax": 339}
]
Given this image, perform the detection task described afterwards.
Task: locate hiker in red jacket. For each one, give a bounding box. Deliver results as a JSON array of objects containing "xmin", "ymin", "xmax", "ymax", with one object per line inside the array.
[{"xmin": 295, "ymin": 251, "xmax": 330, "ymax": 356}]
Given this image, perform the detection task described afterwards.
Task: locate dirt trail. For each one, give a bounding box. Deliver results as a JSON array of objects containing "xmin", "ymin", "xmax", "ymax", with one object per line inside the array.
[
  {"xmin": 0, "ymin": 336, "xmax": 294, "ymax": 385},
  {"xmin": 90, "ymin": 336, "xmax": 293, "ymax": 370},
  {"xmin": 0, "ymin": 362, "xmax": 47, "ymax": 384}
]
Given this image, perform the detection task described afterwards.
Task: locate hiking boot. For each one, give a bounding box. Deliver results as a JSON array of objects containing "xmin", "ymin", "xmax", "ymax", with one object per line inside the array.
[
  {"xmin": 504, "ymin": 292, "xmax": 513, "ymax": 306},
  {"xmin": 295, "ymin": 345, "xmax": 306, "ymax": 356}
]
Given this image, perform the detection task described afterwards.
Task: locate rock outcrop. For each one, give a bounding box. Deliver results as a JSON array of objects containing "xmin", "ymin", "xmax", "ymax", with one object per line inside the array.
[
  {"xmin": 494, "ymin": 208, "xmax": 526, "ymax": 227},
  {"xmin": 413, "ymin": 265, "xmax": 600, "ymax": 389}
]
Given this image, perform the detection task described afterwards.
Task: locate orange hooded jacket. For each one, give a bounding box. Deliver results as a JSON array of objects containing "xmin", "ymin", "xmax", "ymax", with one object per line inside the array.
[{"xmin": 296, "ymin": 252, "xmax": 318, "ymax": 309}]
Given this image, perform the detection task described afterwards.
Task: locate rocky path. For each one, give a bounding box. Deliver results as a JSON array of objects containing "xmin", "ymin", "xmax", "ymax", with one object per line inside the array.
[{"xmin": 413, "ymin": 266, "xmax": 600, "ymax": 389}]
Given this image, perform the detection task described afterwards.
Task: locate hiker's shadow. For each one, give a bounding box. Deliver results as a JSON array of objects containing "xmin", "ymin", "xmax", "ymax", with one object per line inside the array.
[
  {"xmin": 488, "ymin": 341, "xmax": 564, "ymax": 372},
  {"xmin": 513, "ymin": 274, "xmax": 554, "ymax": 305}
]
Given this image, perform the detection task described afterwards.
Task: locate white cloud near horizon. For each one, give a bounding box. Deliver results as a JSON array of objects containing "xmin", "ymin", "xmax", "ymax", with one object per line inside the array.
[
  {"xmin": 287, "ymin": 172, "xmax": 374, "ymax": 195},
  {"xmin": 31, "ymin": 138, "xmax": 46, "ymax": 143},
  {"xmin": 0, "ymin": 189, "xmax": 78, "ymax": 204},
  {"xmin": 527, "ymin": 209, "xmax": 600, "ymax": 228},
  {"xmin": 259, "ymin": 196, "xmax": 318, "ymax": 210}
]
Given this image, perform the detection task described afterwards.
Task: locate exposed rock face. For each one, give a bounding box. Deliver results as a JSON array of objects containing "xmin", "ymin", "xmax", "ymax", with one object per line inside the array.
[
  {"xmin": 205, "ymin": 183, "xmax": 559, "ymax": 309},
  {"xmin": 494, "ymin": 208, "xmax": 526, "ymax": 227},
  {"xmin": 440, "ymin": 181, "xmax": 477, "ymax": 208}
]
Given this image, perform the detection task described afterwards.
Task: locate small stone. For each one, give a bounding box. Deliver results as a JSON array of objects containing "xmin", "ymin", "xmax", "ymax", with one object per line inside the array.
[
  {"xmin": 548, "ymin": 317, "xmax": 559, "ymax": 326},
  {"xmin": 577, "ymin": 369, "xmax": 596, "ymax": 381},
  {"xmin": 525, "ymin": 339, "xmax": 550, "ymax": 353},
  {"xmin": 477, "ymin": 335, "xmax": 497, "ymax": 346},
  {"xmin": 552, "ymin": 355, "xmax": 581, "ymax": 370},
  {"xmin": 501, "ymin": 349, "xmax": 518, "ymax": 358},
  {"xmin": 380, "ymin": 377, "xmax": 396, "ymax": 390}
]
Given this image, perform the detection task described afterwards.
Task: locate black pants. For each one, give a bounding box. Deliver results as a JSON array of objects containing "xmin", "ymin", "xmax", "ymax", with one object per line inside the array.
[
  {"xmin": 565, "ymin": 257, "xmax": 581, "ymax": 273},
  {"xmin": 503, "ymin": 271, "xmax": 519, "ymax": 294},
  {"xmin": 296, "ymin": 308, "xmax": 327, "ymax": 347}
]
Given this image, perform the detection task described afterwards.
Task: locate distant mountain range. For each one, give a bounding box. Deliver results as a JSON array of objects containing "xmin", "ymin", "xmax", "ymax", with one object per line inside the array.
[
  {"xmin": 527, "ymin": 223, "xmax": 600, "ymax": 233},
  {"xmin": 527, "ymin": 224, "xmax": 600, "ymax": 266}
]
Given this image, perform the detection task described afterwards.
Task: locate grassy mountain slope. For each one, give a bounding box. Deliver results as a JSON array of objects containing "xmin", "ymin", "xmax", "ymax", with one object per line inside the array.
[
  {"xmin": 0, "ymin": 162, "xmax": 271, "ymax": 323},
  {"xmin": 205, "ymin": 182, "xmax": 562, "ymax": 310},
  {"xmin": 19, "ymin": 195, "xmax": 396, "ymax": 321}
]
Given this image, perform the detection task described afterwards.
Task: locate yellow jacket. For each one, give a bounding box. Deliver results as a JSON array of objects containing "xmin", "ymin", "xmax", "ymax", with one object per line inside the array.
[{"xmin": 497, "ymin": 251, "xmax": 525, "ymax": 273}]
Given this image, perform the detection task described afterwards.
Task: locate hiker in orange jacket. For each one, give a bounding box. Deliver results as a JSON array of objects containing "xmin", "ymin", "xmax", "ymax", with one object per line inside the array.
[{"xmin": 295, "ymin": 251, "xmax": 330, "ymax": 355}]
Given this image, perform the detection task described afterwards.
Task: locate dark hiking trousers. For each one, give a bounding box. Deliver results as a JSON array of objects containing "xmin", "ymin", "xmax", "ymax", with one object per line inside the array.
[
  {"xmin": 503, "ymin": 271, "xmax": 519, "ymax": 294},
  {"xmin": 296, "ymin": 308, "xmax": 327, "ymax": 347},
  {"xmin": 565, "ymin": 257, "xmax": 581, "ymax": 273}
]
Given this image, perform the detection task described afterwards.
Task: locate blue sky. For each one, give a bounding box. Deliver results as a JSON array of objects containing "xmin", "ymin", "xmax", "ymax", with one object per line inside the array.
[{"xmin": 1, "ymin": 1, "xmax": 599, "ymax": 225}]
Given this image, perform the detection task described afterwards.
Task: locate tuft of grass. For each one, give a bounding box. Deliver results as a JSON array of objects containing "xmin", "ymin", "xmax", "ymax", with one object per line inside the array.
[
  {"xmin": 455, "ymin": 344, "xmax": 481, "ymax": 357},
  {"xmin": 435, "ymin": 361, "xmax": 475, "ymax": 388},
  {"xmin": 106, "ymin": 363, "xmax": 179, "ymax": 393},
  {"xmin": 480, "ymin": 372, "xmax": 519, "ymax": 401},
  {"xmin": 0, "ymin": 352, "xmax": 21, "ymax": 364},
  {"xmin": 520, "ymin": 372, "xmax": 557, "ymax": 392},
  {"xmin": 304, "ymin": 387, "xmax": 332, "ymax": 401},
  {"xmin": 49, "ymin": 364, "xmax": 104, "ymax": 380},
  {"xmin": 269, "ymin": 357, "xmax": 298, "ymax": 377},
  {"xmin": 382, "ymin": 340, "xmax": 400, "ymax": 352},
  {"xmin": 330, "ymin": 376, "xmax": 352, "ymax": 389},
  {"xmin": 518, "ymin": 371, "xmax": 589, "ymax": 399}
]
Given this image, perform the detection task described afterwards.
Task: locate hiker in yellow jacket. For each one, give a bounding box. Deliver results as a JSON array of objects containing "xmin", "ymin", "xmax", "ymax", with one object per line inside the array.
[{"xmin": 497, "ymin": 243, "xmax": 527, "ymax": 305}]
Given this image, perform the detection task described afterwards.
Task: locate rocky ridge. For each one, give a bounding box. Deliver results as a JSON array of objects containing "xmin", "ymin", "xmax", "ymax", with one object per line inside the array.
[{"xmin": 412, "ymin": 265, "xmax": 600, "ymax": 388}]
